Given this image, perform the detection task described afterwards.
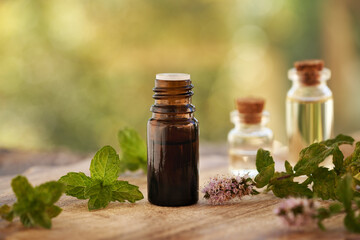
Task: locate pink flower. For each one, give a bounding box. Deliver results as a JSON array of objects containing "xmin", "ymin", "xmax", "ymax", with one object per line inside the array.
[
  {"xmin": 274, "ymin": 198, "xmax": 319, "ymax": 228},
  {"xmin": 202, "ymin": 175, "xmax": 258, "ymax": 205}
]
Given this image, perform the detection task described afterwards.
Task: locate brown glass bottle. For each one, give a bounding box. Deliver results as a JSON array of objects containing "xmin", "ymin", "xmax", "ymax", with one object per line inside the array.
[{"xmin": 147, "ymin": 73, "xmax": 199, "ymax": 207}]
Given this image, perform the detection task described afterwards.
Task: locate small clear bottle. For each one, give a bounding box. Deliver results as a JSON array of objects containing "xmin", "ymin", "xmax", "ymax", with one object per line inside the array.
[
  {"xmin": 286, "ymin": 60, "xmax": 334, "ymax": 165},
  {"xmin": 228, "ymin": 97, "xmax": 274, "ymax": 176}
]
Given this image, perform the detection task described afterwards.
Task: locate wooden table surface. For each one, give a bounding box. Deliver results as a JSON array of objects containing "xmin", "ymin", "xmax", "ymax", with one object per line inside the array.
[{"xmin": 1, "ymin": 143, "xmax": 360, "ymax": 240}]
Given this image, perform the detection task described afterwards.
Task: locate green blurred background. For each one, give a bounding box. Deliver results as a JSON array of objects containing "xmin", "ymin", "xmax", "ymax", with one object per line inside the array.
[{"xmin": 1, "ymin": 0, "xmax": 360, "ymax": 152}]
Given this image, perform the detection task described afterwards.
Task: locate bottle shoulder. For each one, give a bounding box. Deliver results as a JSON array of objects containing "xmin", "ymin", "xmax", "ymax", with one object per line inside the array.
[
  {"xmin": 148, "ymin": 117, "xmax": 198, "ymax": 126},
  {"xmin": 287, "ymin": 84, "xmax": 333, "ymax": 101},
  {"xmin": 227, "ymin": 127, "xmax": 273, "ymax": 140}
]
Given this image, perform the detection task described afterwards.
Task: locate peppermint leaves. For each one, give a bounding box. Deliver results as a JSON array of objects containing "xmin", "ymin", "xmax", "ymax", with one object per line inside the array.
[
  {"xmin": 59, "ymin": 146, "xmax": 144, "ymax": 210},
  {"xmin": 254, "ymin": 134, "xmax": 360, "ymax": 232},
  {"xmin": 0, "ymin": 176, "xmax": 65, "ymax": 229},
  {"xmin": 255, "ymin": 134, "xmax": 355, "ymax": 199}
]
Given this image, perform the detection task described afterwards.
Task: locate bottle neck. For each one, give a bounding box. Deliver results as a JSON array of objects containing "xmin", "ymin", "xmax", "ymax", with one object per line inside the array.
[{"xmin": 151, "ymin": 79, "xmax": 195, "ymax": 118}]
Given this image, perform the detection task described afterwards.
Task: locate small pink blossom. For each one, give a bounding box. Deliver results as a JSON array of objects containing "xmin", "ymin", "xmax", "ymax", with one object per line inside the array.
[
  {"xmin": 275, "ymin": 198, "xmax": 319, "ymax": 228},
  {"xmin": 202, "ymin": 175, "xmax": 258, "ymax": 205}
]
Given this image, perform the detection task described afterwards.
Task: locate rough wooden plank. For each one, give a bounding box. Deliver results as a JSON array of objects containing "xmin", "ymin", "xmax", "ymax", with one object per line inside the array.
[{"xmin": 1, "ymin": 140, "xmax": 360, "ymax": 240}]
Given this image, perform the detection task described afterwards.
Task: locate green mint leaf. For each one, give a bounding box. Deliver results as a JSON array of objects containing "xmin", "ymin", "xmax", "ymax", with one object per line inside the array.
[
  {"xmin": 293, "ymin": 143, "xmax": 332, "ymax": 176},
  {"xmin": 30, "ymin": 211, "xmax": 52, "ymax": 229},
  {"xmin": 353, "ymin": 173, "xmax": 360, "ymax": 185},
  {"xmin": 9, "ymin": 176, "xmax": 64, "ymax": 229},
  {"xmin": 11, "ymin": 176, "xmax": 34, "ymax": 202},
  {"xmin": 329, "ymin": 202, "xmax": 343, "ymax": 214},
  {"xmin": 344, "ymin": 213, "xmax": 360, "ymax": 233},
  {"xmin": 316, "ymin": 207, "xmax": 330, "ymax": 230},
  {"xmin": 272, "ymin": 178, "xmax": 312, "ymax": 198},
  {"xmin": 323, "ymin": 134, "xmax": 354, "ymax": 147},
  {"xmin": 294, "ymin": 135, "xmax": 354, "ymax": 176},
  {"xmin": 336, "ymin": 174, "xmax": 353, "ymax": 210},
  {"xmin": 312, "ymin": 167, "xmax": 337, "ymax": 200},
  {"xmin": 85, "ymin": 181, "xmax": 112, "ymax": 210},
  {"xmin": 118, "ymin": 128, "xmax": 147, "ymax": 173},
  {"xmin": 111, "ymin": 180, "xmax": 144, "ymax": 203},
  {"xmin": 90, "ymin": 146, "xmax": 121, "ymax": 185},
  {"xmin": 45, "ymin": 205, "xmax": 62, "ymax": 218},
  {"xmin": 344, "ymin": 142, "xmax": 360, "ymax": 169},
  {"xmin": 333, "ymin": 145, "xmax": 345, "ymax": 175},
  {"xmin": 301, "ymin": 176, "xmax": 313, "ymax": 186},
  {"xmin": 255, "ymin": 149, "xmax": 274, "ymax": 173},
  {"xmin": 254, "ymin": 163, "xmax": 275, "ymax": 188},
  {"xmin": 285, "ymin": 160, "xmax": 293, "ymax": 174},
  {"xmin": 35, "ymin": 181, "xmax": 65, "ymax": 205},
  {"xmin": 20, "ymin": 214, "xmax": 32, "ymax": 227},
  {"xmin": 60, "ymin": 143, "xmax": 145, "ymax": 211},
  {"xmin": 0, "ymin": 205, "xmax": 14, "ymax": 222},
  {"xmin": 59, "ymin": 172, "xmax": 92, "ymax": 199}
]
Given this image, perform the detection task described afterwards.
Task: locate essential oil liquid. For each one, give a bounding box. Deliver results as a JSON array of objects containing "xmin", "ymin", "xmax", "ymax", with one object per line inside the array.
[
  {"xmin": 286, "ymin": 97, "xmax": 334, "ymax": 164},
  {"xmin": 147, "ymin": 120, "xmax": 199, "ymax": 206},
  {"xmin": 228, "ymin": 131, "xmax": 273, "ymax": 177}
]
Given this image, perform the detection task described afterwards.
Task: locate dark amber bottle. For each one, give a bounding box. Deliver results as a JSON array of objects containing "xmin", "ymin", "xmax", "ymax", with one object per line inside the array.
[{"xmin": 147, "ymin": 73, "xmax": 199, "ymax": 206}]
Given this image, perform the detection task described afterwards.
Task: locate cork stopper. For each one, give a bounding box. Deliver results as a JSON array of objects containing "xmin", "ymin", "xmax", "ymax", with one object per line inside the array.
[
  {"xmin": 294, "ymin": 59, "xmax": 324, "ymax": 86},
  {"xmin": 236, "ymin": 97, "xmax": 265, "ymax": 124}
]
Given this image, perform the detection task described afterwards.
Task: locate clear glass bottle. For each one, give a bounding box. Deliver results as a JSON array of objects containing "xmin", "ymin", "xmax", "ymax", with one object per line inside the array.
[
  {"xmin": 228, "ymin": 97, "xmax": 274, "ymax": 176},
  {"xmin": 147, "ymin": 73, "xmax": 199, "ymax": 207},
  {"xmin": 286, "ymin": 60, "xmax": 334, "ymax": 165}
]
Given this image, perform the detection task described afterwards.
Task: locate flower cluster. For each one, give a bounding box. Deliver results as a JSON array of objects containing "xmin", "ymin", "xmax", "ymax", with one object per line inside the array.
[
  {"xmin": 202, "ymin": 175, "xmax": 258, "ymax": 205},
  {"xmin": 274, "ymin": 198, "xmax": 319, "ymax": 228}
]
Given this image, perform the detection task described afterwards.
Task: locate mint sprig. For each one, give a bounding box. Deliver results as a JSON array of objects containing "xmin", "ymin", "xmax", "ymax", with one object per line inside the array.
[
  {"xmin": 255, "ymin": 134, "xmax": 355, "ymax": 199},
  {"xmin": 0, "ymin": 176, "xmax": 64, "ymax": 229},
  {"xmin": 59, "ymin": 146, "xmax": 144, "ymax": 210},
  {"xmin": 254, "ymin": 134, "xmax": 360, "ymax": 232}
]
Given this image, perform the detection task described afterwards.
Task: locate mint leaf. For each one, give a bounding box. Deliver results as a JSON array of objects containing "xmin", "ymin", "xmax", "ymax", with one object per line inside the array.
[
  {"xmin": 11, "ymin": 175, "xmax": 34, "ymax": 201},
  {"xmin": 111, "ymin": 180, "xmax": 144, "ymax": 203},
  {"xmin": 254, "ymin": 149, "xmax": 275, "ymax": 188},
  {"xmin": 344, "ymin": 213, "xmax": 360, "ymax": 233},
  {"xmin": 59, "ymin": 172, "xmax": 92, "ymax": 199},
  {"xmin": 312, "ymin": 167, "xmax": 337, "ymax": 200},
  {"xmin": 333, "ymin": 145, "xmax": 345, "ymax": 175},
  {"xmin": 323, "ymin": 134, "xmax": 354, "ymax": 147},
  {"xmin": 272, "ymin": 180, "xmax": 312, "ymax": 198},
  {"xmin": 90, "ymin": 146, "xmax": 121, "ymax": 185},
  {"xmin": 337, "ymin": 174, "xmax": 353, "ymax": 210},
  {"xmin": 118, "ymin": 128, "xmax": 147, "ymax": 173},
  {"xmin": 254, "ymin": 163, "xmax": 274, "ymax": 188},
  {"xmin": 345, "ymin": 142, "xmax": 360, "ymax": 171},
  {"xmin": 294, "ymin": 143, "xmax": 332, "ymax": 176},
  {"xmin": 2, "ymin": 176, "xmax": 64, "ymax": 229},
  {"xmin": 294, "ymin": 135, "xmax": 354, "ymax": 176},
  {"xmin": 60, "ymin": 145, "xmax": 144, "ymax": 210},
  {"xmin": 0, "ymin": 205, "xmax": 14, "ymax": 221},
  {"xmin": 285, "ymin": 160, "xmax": 293, "ymax": 174},
  {"xmin": 45, "ymin": 205, "xmax": 62, "ymax": 218},
  {"xmin": 329, "ymin": 202, "xmax": 343, "ymax": 214},
  {"xmin": 255, "ymin": 149, "xmax": 274, "ymax": 172},
  {"xmin": 85, "ymin": 182, "xmax": 112, "ymax": 210},
  {"xmin": 35, "ymin": 181, "xmax": 65, "ymax": 205}
]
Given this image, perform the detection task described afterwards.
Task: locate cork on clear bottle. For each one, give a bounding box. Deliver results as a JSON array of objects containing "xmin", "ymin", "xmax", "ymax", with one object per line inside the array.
[
  {"xmin": 147, "ymin": 73, "xmax": 199, "ymax": 207},
  {"xmin": 286, "ymin": 60, "xmax": 334, "ymax": 165},
  {"xmin": 228, "ymin": 97, "xmax": 274, "ymax": 176}
]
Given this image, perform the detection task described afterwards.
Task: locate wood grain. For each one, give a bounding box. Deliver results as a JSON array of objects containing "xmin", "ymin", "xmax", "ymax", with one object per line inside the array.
[{"xmin": 1, "ymin": 143, "xmax": 360, "ymax": 240}]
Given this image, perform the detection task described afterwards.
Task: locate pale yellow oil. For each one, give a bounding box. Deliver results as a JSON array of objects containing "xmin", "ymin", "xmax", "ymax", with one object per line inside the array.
[{"xmin": 286, "ymin": 97, "xmax": 334, "ymax": 165}]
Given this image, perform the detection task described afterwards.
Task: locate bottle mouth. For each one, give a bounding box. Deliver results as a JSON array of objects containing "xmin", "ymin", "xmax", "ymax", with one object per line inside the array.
[{"xmin": 156, "ymin": 73, "xmax": 190, "ymax": 81}]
